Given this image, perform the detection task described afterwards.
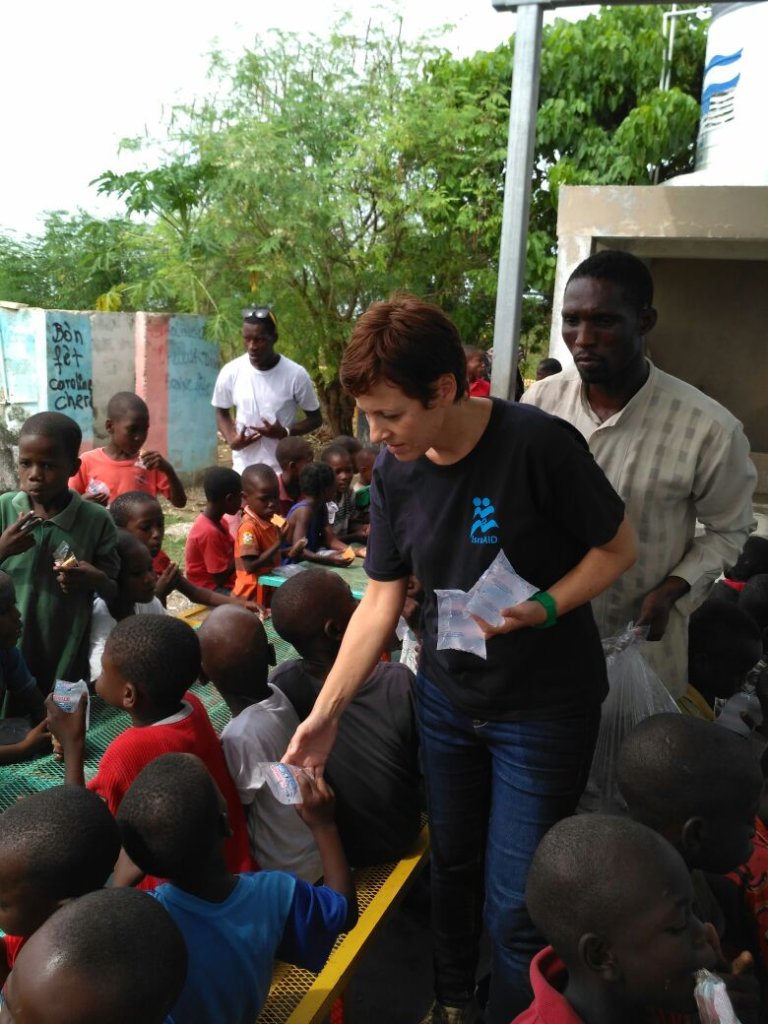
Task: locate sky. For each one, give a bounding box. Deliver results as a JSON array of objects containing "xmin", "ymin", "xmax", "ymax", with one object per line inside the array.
[{"xmin": 0, "ymin": 0, "xmax": 596, "ymax": 238}]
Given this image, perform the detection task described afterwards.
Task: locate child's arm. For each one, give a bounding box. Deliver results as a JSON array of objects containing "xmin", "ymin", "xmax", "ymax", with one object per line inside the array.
[
  {"xmin": 172, "ymin": 569, "xmax": 264, "ymax": 615},
  {"xmin": 44, "ymin": 693, "xmax": 87, "ymax": 787},
  {"xmin": 296, "ymin": 772, "xmax": 357, "ymax": 928},
  {"xmin": 0, "ymin": 719, "xmax": 52, "ymax": 765},
  {"xmin": 141, "ymin": 451, "xmax": 187, "ymax": 508},
  {"xmin": 239, "ymin": 521, "xmax": 291, "ymax": 575}
]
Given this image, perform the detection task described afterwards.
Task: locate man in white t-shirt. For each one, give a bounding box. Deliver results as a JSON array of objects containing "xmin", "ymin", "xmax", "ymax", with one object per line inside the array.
[{"xmin": 212, "ymin": 307, "xmax": 322, "ymax": 473}]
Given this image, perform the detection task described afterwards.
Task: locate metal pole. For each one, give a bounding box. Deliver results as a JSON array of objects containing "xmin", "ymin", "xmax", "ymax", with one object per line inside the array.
[{"xmin": 490, "ymin": 3, "xmax": 544, "ymax": 400}]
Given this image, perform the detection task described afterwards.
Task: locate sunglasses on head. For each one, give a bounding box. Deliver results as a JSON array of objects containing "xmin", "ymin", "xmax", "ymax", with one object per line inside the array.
[{"xmin": 242, "ymin": 307, "xmax": 277, "ymax": 327}]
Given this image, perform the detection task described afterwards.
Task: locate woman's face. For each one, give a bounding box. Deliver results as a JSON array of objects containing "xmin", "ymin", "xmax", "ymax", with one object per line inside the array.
[{"xmin": 355, "ymin": 379, "xmax": 451, "ymax": 462}]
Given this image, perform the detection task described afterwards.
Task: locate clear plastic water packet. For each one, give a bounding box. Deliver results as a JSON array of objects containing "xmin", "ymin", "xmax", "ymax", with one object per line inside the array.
[
  {"xmin": 53, "ymin": 541, "xmax": 78, "ymax": 569},
  {"xmin": 694, "ymin": 969, "xmax": 742, "ymax": 1024},
  {"xmin": 435, "ymin": 589, "xmax": 487, "ymax": 660},
  {"xmin": 258, "ymin": 762, "xmax": 314, "ymax": 805},
  {"xmin": 465, "ymin": 551, "xmax": 538, "ymax": 628},
  {"xmin": 87, "ymin": 478, "xmax": 110, "ymax": 497},
  {"xmin": 52, "ymin": 680, "xmax": 90, "ymax": 730}
]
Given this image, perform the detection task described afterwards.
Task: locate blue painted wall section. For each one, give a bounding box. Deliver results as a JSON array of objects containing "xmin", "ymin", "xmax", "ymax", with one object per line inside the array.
[
  {"xmin": 45, "ymin": 312, "xmax": 94, "ymax": 446},
  {"xmin": 0, "ymin": 308, "xmax": 43, "ymax": 427},
  {"xmin": 166, "ymin": 315, "xmax": 218, "ymax": 473}
]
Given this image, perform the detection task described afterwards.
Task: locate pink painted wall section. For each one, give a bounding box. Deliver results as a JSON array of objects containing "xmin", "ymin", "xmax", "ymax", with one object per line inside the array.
[{"xmin": 134, "ymin": 313, "xmax": 170, "ymax": 455}]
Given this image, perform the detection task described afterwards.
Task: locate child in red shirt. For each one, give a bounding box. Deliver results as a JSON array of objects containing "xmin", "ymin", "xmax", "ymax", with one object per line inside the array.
[
  {"xmin": 69, "ymin": 391, "xmax": 186, "ymax": 508},
  {"xmin": 512, "ymin": 815, "xmax": 728, "ymax": 1024},
  {"xmin": 46, "ymin": 613, "xmax": 254, "ymax": 888},
  {"xmin": 0, "ymin": 786, "xmax": 120, "ymax": 986},
  {"xmin": 463, "ymin": 346, "xmax": 490, "ymax": 398},
  {"xmin": 185, "ymin": 467, "xmax": 242, "ymax": 592},
  {"xmin": 233, "ymin": 464, "xmax": 288, "ymax": 602}
]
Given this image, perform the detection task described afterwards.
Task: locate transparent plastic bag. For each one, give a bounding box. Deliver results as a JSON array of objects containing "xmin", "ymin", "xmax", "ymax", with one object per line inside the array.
[
  {"xmin": 435, "ymin": 589, "xmax": 487, "ymax": 660},
  {"xmin": 465, "ymin": 551, "xmax": 538, "ymax": 628},
  {"xmin": 694, "ymin": 970, "xmax": 742, "ymax": 1024},
  {"xmin": 257, "ymin": 762, "xmax": 313, "ymax": 805},
  {"xmin": 579, "ymin": 624, "xmax": 678, "ymax": 815}
]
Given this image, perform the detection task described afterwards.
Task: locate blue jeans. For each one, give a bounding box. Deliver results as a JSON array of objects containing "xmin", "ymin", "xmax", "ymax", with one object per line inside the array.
[{"xmin": 415, "ymin": 673, "xmax": 599, "ymax": 1024}]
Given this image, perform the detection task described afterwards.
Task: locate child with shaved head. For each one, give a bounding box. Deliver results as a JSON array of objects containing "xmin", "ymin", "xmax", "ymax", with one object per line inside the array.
[
  {"xmin": 270, "ymin": 568, "xmax": 421, "ymax": 866},
  {"xmin": 116, "ymin": 752, "xmax": 356, "ymax": 1024},
  {"xmin": 512, "ymin": 814, "xmax": 719, "ymax": 1023},
  {"xmin": 0, "ymin": 785, "xmax": 120, "ymax": 986},
  {"xmin": 617, "ymin": 713, "xmax": 763, "ymax": 1020},
  {"xmin": 198, "ymin": 606, "xmax": 322, "ymax": 881},
  {"xmin": 69, "ymin": 390, "xmax": 186, "ymax": 507},
  {"xmin": 0, "ymin": 888, "xmax": 187, "ymax": 1024}
]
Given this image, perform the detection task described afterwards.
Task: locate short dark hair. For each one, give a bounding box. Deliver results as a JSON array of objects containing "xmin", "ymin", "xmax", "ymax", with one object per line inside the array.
[
  {"xmin": 106, "ymin": 392, "xmax": 148, "ymax": 421},
  {"xmin": 28, "ymin": 888, "xmax": 187, "ymax": 1023},
  {"xmin": 241, "ymin": 463, "xmax": 278, "ymax": 490},
  {"xmin": 106, "ymin": 615, "xmax": 201, "ymax": 713},
  {"xmin": 299, "ymin": 461, "xmax": 334, "ymax": 499},
  {"xmin": 527, "ymin": 814, "xmax": 685, "ymax": 959},
  {"xmin": 688, "ymin": 601, "xmax": 763, "ymax": 704},
  {"xmin": 117, "ymin": 753, "xmax": 222, "ymax": 879},
  {"xmin": 0, "ymin": 786, "xmax": 120, "ymax": 900},
  {"xmin": 321, "ymin": 443, "xmax": 353, "ymax": 465},
  {"xmin": 355, "ymin": 446, "xmax": 378, "ymax": 467},
  {"xmin": 116, "ymin": 528, "xmax": 151, "ymax": 567},
  {"xmin": 617, "ymin": 713, "xmax": 761, "ymax": 829},
  {"xmin": 111, "ymin": 491, "xmax": 163, "ymax": 528},
  {"xmin": 271, "ymin": 568, "xmax": 352, "ymax": 652},
  {"xmin": 203, "ymin": 466, "xmax": 241, "ymax": 503},
  {"xmin": 198, "ymin": 605, "xmax": 272, "ymax": 697},
  {"xmin": 537, "ymin": 357, "xmax": 562, "ymax": 375},
  {"xmin": 275, "ymin": 436, "xmax": 313, "ymax": 469},
  {"xmin": 330, "ymin": 435, "xmax": 362, "ymax": 456},
  {"xmin": 20, "ymin": 412, "xmax": 81, "ymax": 461},
  {"xmin": 568, "ymin": 250, "xmax": 654, "ymax": 313},
  {"xmin": 341, "ymin": 293, "xmax": 467, "ymax": 406},
  {"xmin": 243, "ymin": 307, "xmax": 278, "ymax": 341}
]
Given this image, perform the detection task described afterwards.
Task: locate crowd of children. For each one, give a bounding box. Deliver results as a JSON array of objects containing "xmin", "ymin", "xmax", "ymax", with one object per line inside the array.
[{"xmin": 4, "ymin": 392, "xmax": 768, "ymax": 1024}]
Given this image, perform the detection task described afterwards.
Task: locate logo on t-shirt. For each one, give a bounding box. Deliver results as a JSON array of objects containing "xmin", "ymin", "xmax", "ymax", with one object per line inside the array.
[{"xmin": 471, "ymin": 497, "xmax": 499, "ymax": 545}]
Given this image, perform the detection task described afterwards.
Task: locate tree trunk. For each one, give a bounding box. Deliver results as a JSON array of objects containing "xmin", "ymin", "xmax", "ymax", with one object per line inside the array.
[{"xmin": 317, "ymin": 377, "xmax": 356, "ymax": 436}]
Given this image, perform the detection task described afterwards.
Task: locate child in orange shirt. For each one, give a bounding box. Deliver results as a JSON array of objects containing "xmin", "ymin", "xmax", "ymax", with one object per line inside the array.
[
  {"xmin": 233, "ymin": 465, "xmax": 290, "ymax": 602},
  {"xmin": 69, "ymin": 392, "xmax": 186, "ymax": 509}
]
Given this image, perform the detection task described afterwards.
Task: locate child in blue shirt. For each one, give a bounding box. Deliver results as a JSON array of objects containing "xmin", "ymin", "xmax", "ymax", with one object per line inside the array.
[{"xmin": 116, "ymin": 751, "xmax": 358, "ymax": 1024}]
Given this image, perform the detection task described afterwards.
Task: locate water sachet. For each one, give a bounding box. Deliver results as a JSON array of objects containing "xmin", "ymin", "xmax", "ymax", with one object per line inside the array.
[
  {"xmin": 258, "ymin": 762, "xmax": 313, "ymax": 805},
  {"xmin": 435, "ymin": 589, "xmax": 487, "ymax": 660},
  {"xmin": 466, "ymin": 551, "xmax": 538, "ymax": 628},
  {"xmin": 52, "ymin": 679, "xmax": 90, "ymax": 730}
]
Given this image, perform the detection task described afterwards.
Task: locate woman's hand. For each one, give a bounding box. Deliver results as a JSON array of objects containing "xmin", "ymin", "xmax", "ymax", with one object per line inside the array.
[
  {"xmin": 473, "ymin": 599, "xmax": 548, "ymax": 638},
  {"xmin": 282, "ymin": 711, "xmax": 339, "ymax": 779}
]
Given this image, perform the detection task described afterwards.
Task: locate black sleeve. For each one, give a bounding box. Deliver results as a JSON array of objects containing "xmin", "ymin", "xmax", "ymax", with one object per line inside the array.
[{"xmin": 363, "ymin": 465, "xmax": 411, "ymax": 582}]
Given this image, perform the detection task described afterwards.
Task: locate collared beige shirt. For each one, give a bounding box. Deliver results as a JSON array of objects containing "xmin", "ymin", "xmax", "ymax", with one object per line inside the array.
[{"xmin": 522, "ymin": 362, "xmax": 756, "ymax": 697}]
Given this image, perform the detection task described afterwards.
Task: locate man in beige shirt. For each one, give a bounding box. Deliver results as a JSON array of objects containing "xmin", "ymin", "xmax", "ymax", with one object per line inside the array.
[{"xmin": 522, "ymin": 250, "xmax": 756, "ymax": 697}]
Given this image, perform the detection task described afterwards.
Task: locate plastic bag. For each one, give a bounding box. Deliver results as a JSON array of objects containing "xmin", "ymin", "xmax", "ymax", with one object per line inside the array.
[
  {"xmin": 258, "ymin": 762, "xmax": 313, "ymax": 805},
  {"xmin": 465, "ymin": 550, "xmax": 538, "ymax": 628},
  {"xmin": 435, "ymin": 589, "xmax": 487, "ymax": 660},
  {"xmin": 578, "ymin": 624, "xmax": 678, "ymax": 815},
  {"xmin": 694, "ymin": 970, "xmax": 742, "ymax": 1024}
]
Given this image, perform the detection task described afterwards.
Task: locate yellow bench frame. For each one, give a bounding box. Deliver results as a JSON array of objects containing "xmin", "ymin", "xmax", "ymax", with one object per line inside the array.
[{"xmin": 257, "ymin": 823, "xmax": 431, "ymax": 1024}]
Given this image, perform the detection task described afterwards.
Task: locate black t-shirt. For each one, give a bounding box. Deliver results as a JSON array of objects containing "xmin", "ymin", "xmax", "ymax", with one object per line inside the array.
[
  {"xmin": 365, "ymin": 399, "xmax": 625, "ymax": 721},
  {"xmin": 272, "ymin": 659, "xmax": 422, "ymax": 867}
]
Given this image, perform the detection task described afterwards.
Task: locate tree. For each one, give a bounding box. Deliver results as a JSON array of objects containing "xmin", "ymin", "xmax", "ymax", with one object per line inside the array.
[
  {"xmin": 0, "ymin": 211, "xmax": 152, "ymax": 311},
  {"xmin": 1, "ymin": 7, "xmax": 708, "ymax": 428}
]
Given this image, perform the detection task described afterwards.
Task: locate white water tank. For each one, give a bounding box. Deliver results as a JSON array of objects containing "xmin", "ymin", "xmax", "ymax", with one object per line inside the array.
[{"xmin": 668, "ymin": 1, "xmax": 768, "ymax": 185}]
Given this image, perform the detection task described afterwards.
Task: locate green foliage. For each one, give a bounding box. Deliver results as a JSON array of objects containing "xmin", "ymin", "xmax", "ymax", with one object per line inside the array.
[{"xmin": 0, "ymin": 5, "xmax": 708, "ymax": 431}]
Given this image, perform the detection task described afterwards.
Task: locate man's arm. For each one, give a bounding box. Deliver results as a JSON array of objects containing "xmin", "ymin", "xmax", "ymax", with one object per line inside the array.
[
  {"xmin": 641, "ymin": 423, "xmax": 757, "ymax": 637},
  {"xmin": 215, "ymin": 408, "xmax": 254, "ymax": 452}
]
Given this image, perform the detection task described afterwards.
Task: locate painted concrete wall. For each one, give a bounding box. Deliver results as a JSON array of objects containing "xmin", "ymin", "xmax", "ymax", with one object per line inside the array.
[
  {"xmin": 0, "ymin": 306, "xmax": 216, "ymax": 481},
  {"xmin": 550, "ymin": 184, "xmax": 768, "ymax": 491},
  {"xmin": 91, "ymin": 313, "xmax": 136, "ymax": 443},
  {"xmin": 135, "ymin": 313, "xmax": 218, "ymax": 480}
]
